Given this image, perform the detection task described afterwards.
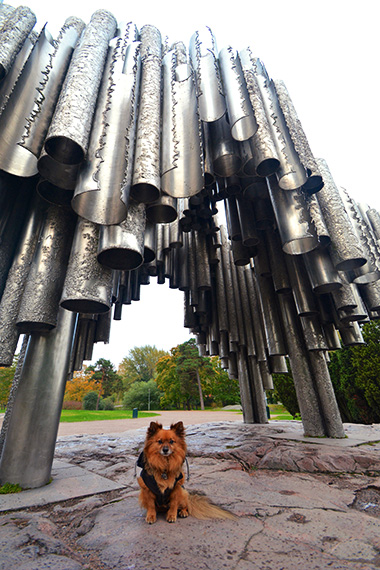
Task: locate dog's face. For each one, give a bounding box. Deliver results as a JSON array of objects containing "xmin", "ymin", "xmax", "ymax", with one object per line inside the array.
[{"xmin": 144, "ymin": 421, "xmax": 187, "ymax": 461}]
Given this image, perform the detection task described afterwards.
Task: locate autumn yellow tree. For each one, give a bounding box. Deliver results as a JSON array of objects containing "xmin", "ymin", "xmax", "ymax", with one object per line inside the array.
[{"xmin": 64, "ymin": 367, "xmax": 101, "ymax": 403}]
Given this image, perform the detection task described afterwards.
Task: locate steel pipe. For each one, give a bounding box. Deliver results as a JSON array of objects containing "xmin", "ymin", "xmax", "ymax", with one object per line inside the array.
[
  {"xmin": 130, "ymin": 25, "xmax": 162, "ymax": 204},
  {"xmin": 0, "ymin": 5, "xmax": 36, "ymax": 81},
  {"xmin": 161, "ymin": 43, "xmax": 204, "ymax": 199},
  {"xmin": 97, "ymin": 199, "xmax": 146, "ymax": 270},
  {"xmin": 189, "ymin": 26, "xmax": 226, "ymax": 122},
  {"xmin": 0, "ymin": 18, "xmax": 84, "ymax": 177},
  {"xmin": 16, "ymin": 205, "xmax": 76, "ymax": 332},
  {"xmin": 72, "ymin": 33, "xmax": 141, "ymax": 224},
  {"xmin": 43, "ymin": 10, "xmax": 117, "ymax": 170},
  {"xmin": 0, "ymin": 308, "xmax": 77, "ymax": 488},
  {"xmin": 60, "ymin": 217, "xmax": 113, "ymax": 314},
  {"xmin": 219, "ymin": 46, "xmax": 257, "ymax": 141}
]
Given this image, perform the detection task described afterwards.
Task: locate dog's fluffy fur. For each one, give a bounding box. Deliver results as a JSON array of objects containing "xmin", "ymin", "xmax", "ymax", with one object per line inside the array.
[{"xmin": 138, "ymin": 421, "xmax": 236, "ymax": 523}]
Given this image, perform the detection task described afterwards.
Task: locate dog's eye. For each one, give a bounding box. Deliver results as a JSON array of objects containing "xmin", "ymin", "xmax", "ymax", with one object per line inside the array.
[
  {"xmin": 169, "ymin": 439, "xmax": 174, "ymax": 444},
  {"xmin": 158, "ymin": 439, "xmax": 163, "ymax": 444}
]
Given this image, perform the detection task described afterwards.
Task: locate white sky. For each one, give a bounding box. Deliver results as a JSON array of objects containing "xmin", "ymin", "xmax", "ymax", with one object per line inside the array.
[{"xmin": 8, "ymin": 0, "xmax": 380, "ymax": 368}]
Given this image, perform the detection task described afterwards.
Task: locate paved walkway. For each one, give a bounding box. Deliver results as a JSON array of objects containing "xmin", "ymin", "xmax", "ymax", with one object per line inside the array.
[{"xmin": 57, "ymin": 409, "xmax": 243, "ymax": 436}]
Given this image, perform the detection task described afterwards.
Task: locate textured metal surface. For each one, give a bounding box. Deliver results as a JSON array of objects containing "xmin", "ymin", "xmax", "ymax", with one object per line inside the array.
[
  {"xmin": 247, "ymin": 56, "xmax": 307, "ymax": 190},
  {"xmin": 16, "ymin": 204, "xmax": 76, "ymax": 332},
  {"xmin": 0, "ymin": 308, "xmax": 77, "ymax": 488},
  {"xmin": 97, "ymin": 199, "xmax": 146, "ymax": 270},
  {"xmin": 316, "ymin": 158, "xmax": 366, "ymax": 270},
  {"xmin": 189, "ymin": 26, "xmax": 226, "ymax": 122},
  {"xmin": 339, "ymin": 188, "xmax": 380, "ymax": 284},
  {"xmin": 219, "ymin": 46, "xmax": 257, "ymax": 141},
  {"xmin": 266, "ymin": 175, "xmax": 319, "ymax": 255},
  {"xmin": 273, "ymin": 80, "xmax": 323, "ymax": 194},
  {"xmin": 72, "ymin": 31, "xmax": 140, "ymax": 224},
  {"xmin": 0, "ymin": 19, "xmax": 84, "ymax": 177},
  {"xmin": 60, "ymin": 218, "xmax": 113, "ymax": 313},
  {"xmin": 130, "ymin": 25, "xmax": 162, "ymax": 204},
  {"xmin": 43, "ymin": 10, "xmax": 117, "ymax": 169},
  {"xmin": 0, "ymin": 195, "xmax": 45, "ymax": 366},
  {"xmin": 239, "ymin": 48, "xmax": 280, "ymax": 177},
  {"xmin": 277, "ymin": 292, "xmax": 326, "ymax": 437},
  {"xmin": 0, "ymin": 5, "xmax": 36, "ymax": 80},
  {"xmin": 161, "ymin": 44, "xmax": 204, "ymax": 198}
]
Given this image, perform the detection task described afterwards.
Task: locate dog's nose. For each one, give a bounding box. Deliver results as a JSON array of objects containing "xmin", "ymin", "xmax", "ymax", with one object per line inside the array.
[{"xmin": 162, "ymin": 446, "xmax": 169, "ymax": 454}]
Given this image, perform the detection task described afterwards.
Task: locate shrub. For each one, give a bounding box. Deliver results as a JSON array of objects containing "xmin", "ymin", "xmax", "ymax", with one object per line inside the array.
[
  {"xmin": 102, "ymin": 397, "xmax": 115, "ymax": 410},
  {"xmin": 62, "ymin": 400, "xmax": 82, "ymax": 410},
  {"xmin": 83, "ymin": 391, "xmax": 104, "ymax": 410}
]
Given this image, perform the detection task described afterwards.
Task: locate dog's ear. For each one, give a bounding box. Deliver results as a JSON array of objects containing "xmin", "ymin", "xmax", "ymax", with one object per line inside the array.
[
  {"xmin": 147, "ymin": 422, "xmax": 162, "ymax": 437},
  {"xmin": 170, "ymin": 421, "xmax": 185, "ymax": 438}
]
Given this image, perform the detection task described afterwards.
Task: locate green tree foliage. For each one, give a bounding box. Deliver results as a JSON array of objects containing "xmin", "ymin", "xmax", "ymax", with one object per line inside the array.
[
  {"xmin": 122, "ymin": 379, "xmax": 163, "ymax": 410},
  {"xmin": 328, "ymin": 321, "xmax": 380, "ymax": 424},
  {"xmin": 118, "ymin": 345, "xmax": 168, "ymax": 390},
  {"xmin": 156, "ymin": 339, "xmax": 240, "ymax": 409},
  {"xmin": 83, "ymin": 391, "xmax": 104, "ymax": 410},
  {"xmin": 0, "ymin": 356, "xmax": 18, "ymax": 408},
  {"xmin": 86, "ymin": 358, "xmax": 123, "ymax": 399},
  {"xmin": 271, "ymin": 359, "xmax": 300, "ymax": 418}
]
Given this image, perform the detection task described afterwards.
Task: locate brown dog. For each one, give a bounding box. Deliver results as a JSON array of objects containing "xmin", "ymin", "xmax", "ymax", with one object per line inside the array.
[{"xmin": 137, "ymin": 421, "xmax": 236, "ymax": 523}]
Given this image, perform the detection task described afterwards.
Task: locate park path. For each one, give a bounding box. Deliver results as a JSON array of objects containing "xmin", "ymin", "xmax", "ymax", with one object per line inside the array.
[{"xmin": 57, "ymin": 409, "xmax": 243, "ymax": 436}]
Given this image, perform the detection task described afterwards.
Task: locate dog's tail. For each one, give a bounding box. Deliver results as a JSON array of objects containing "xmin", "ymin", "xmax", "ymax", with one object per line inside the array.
[{"xmin": 188, "ymin": 492, "xmax": 237, "ymax": 520}]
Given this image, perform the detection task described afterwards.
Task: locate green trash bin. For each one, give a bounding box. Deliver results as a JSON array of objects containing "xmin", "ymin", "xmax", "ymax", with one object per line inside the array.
[{"xmin": 132, "ymin": 408, "xmax": 138, "ymax": 419}]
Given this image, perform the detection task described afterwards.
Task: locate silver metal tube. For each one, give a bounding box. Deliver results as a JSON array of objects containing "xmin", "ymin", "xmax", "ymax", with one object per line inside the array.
[
  {"xmin": 97, "ymin": 199, "xmax": 146, "ymax": 271},
  {"xmin": 0, "ymin": 6, "xmax": 36, "ymax": 80},
  {"xmin": 72, "ymin": 33, "xmax": 141, "ymax": 224},
  {"xmin": 189, "ymin": 26, "xmax": 226, "ymax": 122},
  {"xmin": 60, "ymin": 218, "xmax": 113, "ymax": 314},
  {"xmin": 131, "ymin": 25, "xmax": 162, "ymax": 204},
  {"xmin": 277, "ymin": 293, "xmax": 325, "ymax": 437},
  {"xmin": 43, "ymin": 10, "xmax": 117, "ymax": 168},
  {"xmin": 0, "ymin": 195, "xmax": 45, "ymax": 366},
  {"xmin": 239, "ymin": 48, "xmax": 280, "ymax": 177},
  {"xmin": 273, "ymin": 80, "xmax": 322, "ymax": 193},
  {"xmin": 16, "ymin": 205, "xmax": 76, "ymax": 332},
  {"xmin": 219, "ymin": 46, "xmax": 257, "ymax": 141},
  {"xmin": 0, "ymin": 308, "xmax": 77, "ymax": 488},
  {"xmin": 0, "ymin": 19, "xmax": 84, "ymax": 177},
  {"xmin": 266, "ymin": 175, "xmax": 319, "ymax": 255},
  {"xmin": 161, "ymin": 45, "xmax": 204, "ymax": 198},
  {"xmin": 208, "ymin": 115, "xmax": 241, "ymax": 177},
  {"xmin": 302, "ymin": 247, "xmax": 343, "ymax": 294},
  {"xmin": 316, "ymin": 158, "xmax": 366, "ymax": 271}
]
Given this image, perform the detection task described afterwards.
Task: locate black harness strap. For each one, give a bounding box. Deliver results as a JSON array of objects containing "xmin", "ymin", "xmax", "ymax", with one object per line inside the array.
[{"xmin": 137, "ymin": 452, "xmax": 183, "ymax": 507}]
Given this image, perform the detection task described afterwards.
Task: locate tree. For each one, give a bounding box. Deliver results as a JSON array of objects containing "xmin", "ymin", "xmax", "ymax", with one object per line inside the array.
[
  {"xmin": 328, "ymin": 321, "xmax": 380, "ymax": 424},
  {"xmin": 155, "ymin": 339, "xmax": 239, "ymax": 409},
  {"xmin": 0, "ymin": 357, "xmax": 17, "ymax": 409},
  {"xmin": 118, "ymin": 345, "xmax": 168, "ymax": 389},
  {"xmin": 271, "ymin": 360, "xmax": 300, "ymax": 419},
  {"xmin": 122, "ymin": 379, "xmax": 163, "ymax": 410},
  {"xmin": 64, "ymin": 367, "xmax": 101, "ymax": 403},
  {"xmin": 86, "ymin": 358, "xmax": 123, "ymax": 399}
]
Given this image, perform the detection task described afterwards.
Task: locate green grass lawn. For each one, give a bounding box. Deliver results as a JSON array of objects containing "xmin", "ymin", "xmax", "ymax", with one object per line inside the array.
[
  {"xmin": 59, "ymin": 409, "xmax": 160, "ymax": 423},
  {"xmin": 268, "ymin": 403, "xmax": 301, "ymax": 421}
]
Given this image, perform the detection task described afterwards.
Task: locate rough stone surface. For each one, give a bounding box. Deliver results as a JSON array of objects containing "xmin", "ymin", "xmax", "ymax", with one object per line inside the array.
[{"xmin": 1, "ymin": 419, "xmax": 380, "ymax": 570}]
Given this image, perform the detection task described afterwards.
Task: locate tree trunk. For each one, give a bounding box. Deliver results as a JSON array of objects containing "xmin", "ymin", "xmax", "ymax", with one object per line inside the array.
[{"xmin": 196, "ymin": 369, "xmax": 205, "ymax": 411}]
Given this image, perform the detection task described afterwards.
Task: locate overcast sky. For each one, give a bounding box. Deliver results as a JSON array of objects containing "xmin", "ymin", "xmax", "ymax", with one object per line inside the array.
[{"xmin": 8, "ymin": 0, "xmax": 380, "ymax": 368}]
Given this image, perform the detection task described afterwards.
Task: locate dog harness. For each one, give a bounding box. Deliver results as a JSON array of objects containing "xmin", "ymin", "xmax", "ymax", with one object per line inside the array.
[{"xmin": 137, "ymin": 452, "xmax": 183, "ymax": 507}]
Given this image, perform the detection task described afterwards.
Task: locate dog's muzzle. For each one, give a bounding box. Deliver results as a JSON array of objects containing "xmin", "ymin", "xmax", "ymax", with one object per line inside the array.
[{"xmin": 161, "ymin": 446, "xmax": 172, "ymax": 456}]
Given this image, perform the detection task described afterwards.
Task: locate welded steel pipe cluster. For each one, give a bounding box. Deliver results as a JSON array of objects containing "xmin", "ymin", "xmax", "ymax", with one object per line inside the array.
[{"xmin": 1, "ymin": 6, "xmax": 380, "ymax": 486}]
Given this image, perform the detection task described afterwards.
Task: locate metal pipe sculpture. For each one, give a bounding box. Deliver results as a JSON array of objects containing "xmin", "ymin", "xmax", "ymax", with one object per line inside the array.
[{"xmin": 2, "ymin": 10, "xmax": 380, "ymax": 489}]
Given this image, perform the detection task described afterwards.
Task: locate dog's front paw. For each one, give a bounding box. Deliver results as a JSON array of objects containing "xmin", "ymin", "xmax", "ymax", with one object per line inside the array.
[
  {"xmin": 166, "ymin": 512, "xmax": 177, "ymax": 523},
  {"xmin": 178, "ymin": 508, "xmax": 188, "ymax": 518},
  {"xmin": 146, "ymin": 512, "xmax": 157, "ymax": 524}
]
